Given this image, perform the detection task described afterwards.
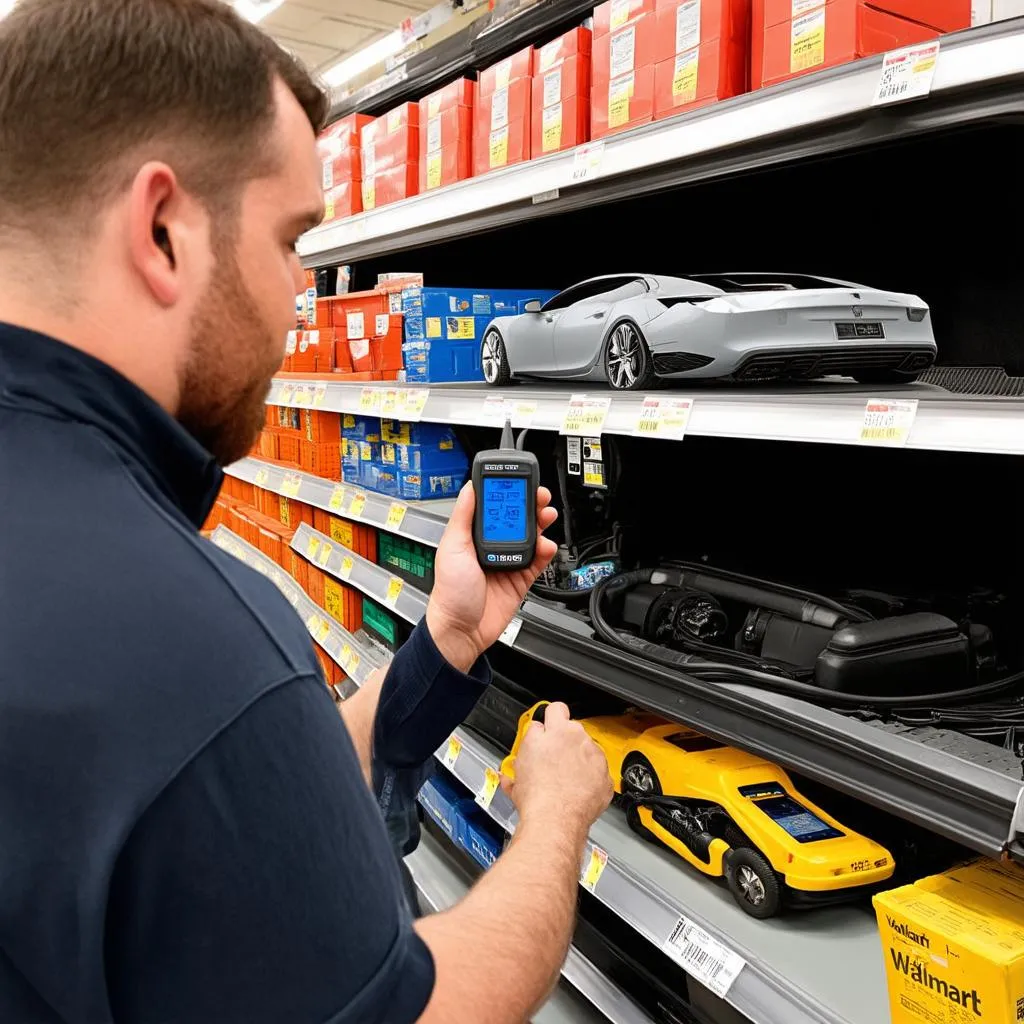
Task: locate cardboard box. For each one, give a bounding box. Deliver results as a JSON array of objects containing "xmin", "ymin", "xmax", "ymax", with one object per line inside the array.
[
  {"xmin": 421, "ymin": 105, "xmax": 474, "ymax": 191},
  {"xmin": 532, "ymin": 53, "xmax": 591, "ymax": 156},
  {"xmin": 594, "ymin": 0, "xmax": 658, "ymax": 36},
  {"xmin": 479, "ymin": 46, "xmax": 534, "ymax": 96},
  {"xmin": 318, "ymin": 113, "xmax": 372, "ymax": 188},
  {"xmin": 322, "ymin": 182, "xmax": 360, "ymax": 223},
  {"xmin": 592, "ymin": 13, "xmax": 658, "ymax": 138},
  {"xmin": 362, "ymin": 161, "xmax": 418, "ymax": 210},
  {"xmin": 654, "ymin": 0, "xmax": 751, "ymax": 62},
  {"xmin": 536, "ymin": 26, "xmax": 593, "ymax": 73},
  {"xmin": 874, "ymin": 859, "xmax": 1024, "ymax": 1024},
  {"xmin": 654, "ymin": 37, "xmax": 748, "ymax": 119},
  {"xmin": 421, "ymin": 77, "xmax": 475, "ymax": 116},
  {"xmin": 474, "ymin": 78, "xmax": 531, "ymax": 175}
]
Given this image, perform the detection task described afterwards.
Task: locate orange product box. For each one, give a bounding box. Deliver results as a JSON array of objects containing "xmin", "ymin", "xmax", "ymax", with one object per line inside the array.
[
  {"xmin": 323, "ymin": 576, "xmax": 346, "ymax": 624},
  {"xmin": 348, "ymin": 337, "xmax": 373, "ymax": 374},
  {"xmin": 313, "ymin": 507, "xmax": 330, "ymax": 535},
  {"xmin": 372, "ymin": 328, "xmax": 404, "ymax": 374},
  {"xmin": 756, "ymin": 0, "xmax": 943, "ymax": 89},
  {"xmin": 256, "ymin": 486, "xmax": 281, "ymax": 520},
  {"xmin": 333, "ymin": 339, "xmax": 354, "ymax": 374},
  {"xmin": 421, "ymin": 77, "xmax": 475, "ymax": 115},
  {"xmin": 318, "ymin": 113, "xmax": 372, "ymax": 185},
  {"xmin": 322, "ymin": 182, "xmax": 360, "ymax": 223},
  {"xmin": 258, "ymin": 431, "xmax": 279, "ymax": 460},
  {"xmin": 299, "ymin": 440, "xmax": 341, "ymax": 480},
  {"xmin": 257, "ymin": 524, "xmax": 282, "ymax": 565},
  {"xmin": 594, "ymin": 0, "xmax": 657, "ymax": 36},
  {"xmin": 361, "ymin": 104, "xmax": 419, "ymax": 177},
  {"xmin": 288, "ymin": 548, "xmax": 309, "ymax": 592},
  {"xmin": 314, "ymin": 297, "xmax": 333, "ymax": 329},
  {"xmin": 303, "ymin": 410, "xmax": 341, "ymax": 444},
  {"xmin": 420, "ymin": 105, "xmax": 474, "ymax": 191},
  {"xmin": 873, "ymin": 0, "xmax": 969, "ymax": 30},
  {"xmin": 313, "ymin": 643, "xmax": 334, "ymax": 685},
  {"xmin": 362, "ymin": 161, "xmax": 418, "ymax": 211},
  {"xmin": 654, "ymin": 0, "xmax": 751, "ymax": 62},
  {"xmin": 479, "ymin": 46, "xmax": 534, "ymax": 96},
  {"xmin": 536, "ymin": 26, "xmax": 593, "ymax": 73},
  {"xmin": 592, "ymin": 13, "xmax": 658, "ymax": 138},
  {"xmin": 278, "ymin": 495, "xmax": 314, "ymax": 530},
  {"xmin": 235, "ymin": 479, "xmax": 256, "ymax": 506},
  {"xmin": 532, "ymin": 53, "xmax": 591, "ymax": 156},
  {"xmin": 289, "ymin": 329, "xmax": 328, "ymax": 374},
  {"xmin": 315, "ymin": 329, "xmax": 336, "ymax": 373},
  {"xmin": 474, "ymin": 78, "xmax": 531, "ymax": 175},
  {"xmin": 305, "ymin": 563, "xmax": 326, "ymax": 607},
  {"xmin": 277, "ymin": 434, "xmax": 301, "ymax": 467}
]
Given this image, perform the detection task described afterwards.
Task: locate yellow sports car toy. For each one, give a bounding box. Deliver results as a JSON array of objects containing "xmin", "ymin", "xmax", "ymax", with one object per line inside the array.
[{"xmin": 502, "ymin": 702, "xmax": 895, "ymax": 918}]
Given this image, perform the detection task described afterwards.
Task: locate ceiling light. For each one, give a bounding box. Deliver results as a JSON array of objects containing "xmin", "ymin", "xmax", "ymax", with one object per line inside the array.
[
  {"xmin": 233, "ymin": 0, "xmax": 286, "ymax": 24},
  {"xmin": 323, "ymin": 29, "xmax": 405, "ymax": 88}
]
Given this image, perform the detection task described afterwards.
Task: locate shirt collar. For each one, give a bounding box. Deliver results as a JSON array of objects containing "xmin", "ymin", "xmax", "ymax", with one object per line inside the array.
[{"xmin": 0, "ymin": 322, "xmax": 223, "ymax": 528}]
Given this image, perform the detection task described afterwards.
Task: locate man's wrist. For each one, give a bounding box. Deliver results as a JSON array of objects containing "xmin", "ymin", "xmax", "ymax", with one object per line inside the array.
[{"xmin": 424, "ymin": 602, "xmax": 483, "ymax": 675}]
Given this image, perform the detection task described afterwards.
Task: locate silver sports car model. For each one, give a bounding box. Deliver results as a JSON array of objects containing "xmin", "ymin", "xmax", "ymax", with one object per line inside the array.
[{"xmin": 480, "ymin": 273, "xmax": 936, "ymax": 390}]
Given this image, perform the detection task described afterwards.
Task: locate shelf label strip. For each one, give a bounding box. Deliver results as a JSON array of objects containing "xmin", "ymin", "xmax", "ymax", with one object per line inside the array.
[{"xmin": 663, "ymin": 915, "xmax": 745, "ymax": 999}]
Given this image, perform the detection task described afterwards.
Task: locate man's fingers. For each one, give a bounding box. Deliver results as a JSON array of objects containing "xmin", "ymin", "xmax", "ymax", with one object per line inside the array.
[
  {"xmin": 499, "ymin": 773, "xmax": 514, "ymax": 796},
  {"xmin": 538, "ymin": 506, "xmax": 558, "ymax": 532},
  {"xmin": 544, "ymin": 701, "xmax": 571, "ymax": 727},
  {"xmin": 536, "ymin": 486, "xmax": 553, "ymax": 512},
  {"xmin": 446, "ymin": 481, "xmax": 475, "ymax": 534}
]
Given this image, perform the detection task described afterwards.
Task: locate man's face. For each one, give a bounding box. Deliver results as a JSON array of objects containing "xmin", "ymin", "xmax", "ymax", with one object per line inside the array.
[{"xmin": 177, "ymin": 79, "xmax": 324, "ymax": 466}]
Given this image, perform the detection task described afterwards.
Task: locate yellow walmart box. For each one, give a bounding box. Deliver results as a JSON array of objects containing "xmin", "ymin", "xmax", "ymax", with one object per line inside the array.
[{"xmin": 873, "ymin": 858, "xmax": 1024, "ymax": 1024}]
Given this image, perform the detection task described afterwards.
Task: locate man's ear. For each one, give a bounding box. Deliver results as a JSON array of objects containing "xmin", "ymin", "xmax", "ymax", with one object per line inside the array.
[{"xmin": 128, "ymin": 162, "xmax": 181, "ymax": 307}]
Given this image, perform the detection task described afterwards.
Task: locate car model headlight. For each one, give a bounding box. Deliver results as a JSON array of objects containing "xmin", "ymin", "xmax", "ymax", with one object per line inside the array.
[{"xmin": 907, "ymin": 307, "xmax": 928, "ymax": 322}]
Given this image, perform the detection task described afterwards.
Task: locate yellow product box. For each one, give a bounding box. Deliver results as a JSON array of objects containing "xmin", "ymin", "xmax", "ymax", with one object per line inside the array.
[{"xmin": 873, "ymin": 858, "xmax": 1024, "ymax": 1024}]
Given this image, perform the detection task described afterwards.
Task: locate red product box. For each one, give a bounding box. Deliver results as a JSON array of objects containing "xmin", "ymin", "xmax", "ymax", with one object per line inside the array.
[
  {"xmin": 361, "ymin": 104, "xmax": 419, "ymax": 178},
  {"xmin": 289, "ymin": 329, "xmax": 329, "ymax": 374},
  {"xmin": 322, "ymin": 181, "xmax": 360, "ymax": 223},
  {"xmin": 531, "ymin": 54, "xmax": 591, "ymax": 156},
  {"xmin": 872, "ymin": 0, "xmax": 969, "ymax": 30},
  {"xmin": 654, "ymin": 37, "xmax": 748, "ymax": 118},
  {"xmin": 362, "ymin": 162, "xmax": 418, "ymax": 210},
  {"xmin": 479, "ymin": 46, "xmax": 534, "ymax": 96},
  {"xmin": 654, "ymin": 0, "xmax": 751, "ymax": 63},
  {"xmin": 755, "ymin": 0, "xmax": 944, "ymax": 89},
  {"xmin": 318, "ymin": 113, "xmax": 372, "ymax": 187},
  {"xmin": 473, "ymin": 78, "xmax": 531, "ymax": 175},
  {"xmin": 421, "ymin": 77, "xmax": 475, "ymax": 116},
  {"xmin": 420, "ymin": 105, "xmax": 474, "ymax": 191},
  {"xmin": 592, "ymin": 13, "xmax": 659, "ymax": 138},
  {"xmin": 594, "ymin": 0, "xmax": 658, "ymax": 35},
  {"xmin": 536, "ymin": 26, "xmax": 593, "ymax": 73}
]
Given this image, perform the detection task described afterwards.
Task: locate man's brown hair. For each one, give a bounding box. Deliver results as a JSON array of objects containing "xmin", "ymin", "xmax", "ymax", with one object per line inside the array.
[{"xmin": 0, "ymin": 0, "xmax": 329, "ymax": 232}]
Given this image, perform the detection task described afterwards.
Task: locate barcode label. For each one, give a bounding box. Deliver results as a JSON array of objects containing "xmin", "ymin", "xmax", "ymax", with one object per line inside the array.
[
  {"xmin": 663, "ymin": 916, "xmax": 744, "ymax": 998},
  {"xmin": 873, "ymin": 42, "xmax": 939, "ymax": 106}
]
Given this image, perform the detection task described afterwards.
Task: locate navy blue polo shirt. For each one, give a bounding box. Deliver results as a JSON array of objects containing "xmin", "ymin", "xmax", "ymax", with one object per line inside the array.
[{"xmin": 0, "ymin": 323, "xmax": 490, "ymax": 1024}]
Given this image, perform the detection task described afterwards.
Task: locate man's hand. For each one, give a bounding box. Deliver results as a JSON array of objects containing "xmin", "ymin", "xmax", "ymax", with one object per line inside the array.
[
  {"xmin": 425, "ymin": 482, "xmax": 558, "ymax": 673},
  {"xmin": 501, "ymin": 702, "xmax": 613, "ymax": 840}
]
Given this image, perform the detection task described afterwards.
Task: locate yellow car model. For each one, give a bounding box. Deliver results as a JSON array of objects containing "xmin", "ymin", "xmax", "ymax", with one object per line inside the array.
[{"xmin": 502, "ymin": 702, "xmax": 895, "ymax": 918}]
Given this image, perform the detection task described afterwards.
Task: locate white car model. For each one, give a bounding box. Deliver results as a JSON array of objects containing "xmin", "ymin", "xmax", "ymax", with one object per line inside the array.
[{"xmin": 480, "ymin": 273, "xmax": 936, "ymax": 390}]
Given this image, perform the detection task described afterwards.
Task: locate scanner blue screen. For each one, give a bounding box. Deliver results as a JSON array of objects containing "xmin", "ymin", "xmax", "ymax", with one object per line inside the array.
[{"xmin": 483, "ymin": 477, "xmax": 527, "ymax": 544}]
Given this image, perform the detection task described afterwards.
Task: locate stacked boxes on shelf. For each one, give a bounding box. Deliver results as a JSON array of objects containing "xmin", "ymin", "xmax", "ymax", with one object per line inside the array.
[
  {"xmin": 592, "ymin": 0, "xmax": 658, "ymax": 139},
  {"xmin": 325, "ymin": 285, "xmax": 405, "ymax": 379},
  {"xmin": 419, "ymin": 771, "xmax": 504, "ymax": 869},
  {"xmin": 654, "ymin": 0, "xmax": 750, "ymax": 119},
  {"xmin": 474, "ymin": 47, "xmax": 532, "ymax": 177},
  {"xmin": 752, "ymin": 0, "xmax": 968, "ymax": 89},
  {"xmin": 379, "ymin": 532, "xmax": 437, "ymax": 591},
  {"xmin": 419, "ymin": 78, "xmax": 475, "ymax": 192},
  {"xmin": 361, "ymin": 103, "xmax": 419, "ymax": 210},
  {"xmin": 401, "ymin": 284, "xmax": 557, "ymax": 384},
  {"xmin": 318, "ymin": 113, "xmax": 372, "ymax": 223},
  {"xmin": 361, "ymin": 595, "xmax": 409, "ymax": 653},
  {"xmin": 531, "ymin": 27, "xmax": 593, "ymax": 157}
]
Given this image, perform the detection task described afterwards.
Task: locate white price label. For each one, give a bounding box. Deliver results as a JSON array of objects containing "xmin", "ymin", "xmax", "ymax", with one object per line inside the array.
[
  {"xmin": 860, "ymin": 398, "xmax": 918, "ymax": 446},
  {"xmin": 399, "ymin": 388, "xmax": 429, "ymax": 421},
  {"xmin": 511, "ymin": 400, "xmax": 538, "ymax": 429},
  {"xmin": 663, "ymin": 916, "xmax": 745, "ymax": 998},
  {"xmin": 676, "ymin": 0, "xmax": 701, "ymax": 53},
  {"xmin": 482, "ymin": 395, "xmax": 510, "ymax": 426},
  {"xmin": 499, "ymin": 617, "xmax": 523, "ymax": 647},
  {"xmin": 568, "ymin": 141, "xmax": 605, "ymax": 185},
  {"xmin": 346, "ymin": 311, "xmax": 365, "ymax": 341},
  {"xmin": 873, "ymin": 42, "xmax": 939, "ymax": 105},
  {"xmin": 632, "ymin": 396, "xmax": 693, "ymax": 439},
  {"xmin": 561, "ymin": 394, "xmax": 611, "ymax": 436}
]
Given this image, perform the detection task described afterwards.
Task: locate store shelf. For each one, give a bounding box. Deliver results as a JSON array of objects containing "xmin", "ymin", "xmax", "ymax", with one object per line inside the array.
[
  {"xmin": 301, "ymin": 19, "xmax": 1024, "ymax": 266},
  {"xmin": 226, "ymin": 456, "xmax": 448, "ymax": 547},
  {"xmin": 436, "ymin": 726, "xmax": 887, "ymax": 1024},
  {"xmin": 267, "ymin": 377, "xmax": 1024, "ymax": 457},
  {"xmin": 291, "ymin": 522, "xmax": 429, "ymax": 626},
  {"xmin": 210, "ymin": 525, "xmax": 387, "ymax": 688},
  {"xmin": 406, "ymin": 827, "xmax": 649, "ymax": 1024}
]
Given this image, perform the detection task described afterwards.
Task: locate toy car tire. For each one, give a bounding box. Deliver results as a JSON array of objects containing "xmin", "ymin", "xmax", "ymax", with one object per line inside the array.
[
  {"xmin": 620, "ymin": 752, "xmax": 663, "ymax": 843},
  {"xmin": 481, "ymin": 329, "xmax": 513, "ymax": 386},
  {"xmin": 604, "ymin": 321, "xmax": 656, "ymax": 392},
  {"xmin": 725, "ymin": 847, "xmax": 782, "ymax": 919}
]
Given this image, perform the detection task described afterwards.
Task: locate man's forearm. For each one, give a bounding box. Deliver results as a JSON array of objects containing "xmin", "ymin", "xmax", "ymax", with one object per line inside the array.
[
  {"xmin": 338, "ymin": 668, "xmax": 385, "ymax": 787},
  {"xmin": 415, "ymin": 815, "xmax": 586, "ymax": 1023}
]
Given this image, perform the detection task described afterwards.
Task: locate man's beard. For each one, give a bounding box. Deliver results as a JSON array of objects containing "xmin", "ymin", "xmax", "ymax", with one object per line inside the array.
[{"xmin": 177, "ymin": 246, "xmax": 281, "ymax": 467}]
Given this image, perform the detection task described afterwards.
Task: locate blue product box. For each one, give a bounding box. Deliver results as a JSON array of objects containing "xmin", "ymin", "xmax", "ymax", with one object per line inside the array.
[
  {"xmin": 402, "ymin": 340, "xmax": 483, "ymax": 384},
  {"xmin": 341, "ymin": 414, "xmax": 381, "ymax": 441},
  {"xmin": 418, "ymin": 775, "xmax": 462, "ymax": 841},
  {"xmin": 380, "ymin": 421, "xmax": 460, "ymax": 447},
  {"xmin": 457, "ymin": 807, "xmax": 503, "ymax": 870},
  {"xmin": 363, "ymin": 461, "xmax": 398, "ymax": 497},
  {"xmin": 402, "ymin": 287, "xmax": 557, "ymax": 342},
  {"xmin": 396, "ymin": 467, "xmax": 466, "ymax": 500},
  {"xmin": 341, "ymin": 437, "xmax": 360, "ymax": 481},
  {"xmin": 381, "ymin": 441, "xmax": 468, "ymax": 475}
]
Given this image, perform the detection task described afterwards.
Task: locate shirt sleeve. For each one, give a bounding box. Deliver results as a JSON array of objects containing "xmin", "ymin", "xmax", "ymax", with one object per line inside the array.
[
  {"xmin": 372, "ymin": 618, "xmax": 491, "ymax": 770},
  {"xmin": 105, "ymin": 676, "xmax": 435, "ymax": 1024}
]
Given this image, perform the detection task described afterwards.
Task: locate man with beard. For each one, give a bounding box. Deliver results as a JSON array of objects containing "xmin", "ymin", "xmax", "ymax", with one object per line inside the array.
[{"xmin": 0, "ymin": 2, "xmax": 613, "ymax": 1023}]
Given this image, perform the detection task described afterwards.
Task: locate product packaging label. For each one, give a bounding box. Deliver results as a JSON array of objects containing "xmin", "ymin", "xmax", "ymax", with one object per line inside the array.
[
  {"xmin": 673, "ymin": 49, "xmax": 700, "ymax": 102},
  {"xmin": 491, "ymin": 86, "xmax": 510, "ymax": 131},
  {"xmin": 676, "ymin": 0, "xmax": 702, "ymax": 54},
  {"xmin": 542, "ymin": 103, "xmax": 563, "ymax": 152},
  {"xmin": 543, "ymin": 68, "xmax": 562, "ymax": 108},
  {"xmin": 608, "ymin": 72, "xmax": 635, "ymax": 128},
  {"xmin": 489, "ymin": 126, "xmax": 509, "ymax": 168},
  {"xmin": 610, "ymin": 25, "xmax": 637, "ymax": 78},
  {"xmin": 791, "ymin": 8, "xmax": 826, "ymax": 71}
]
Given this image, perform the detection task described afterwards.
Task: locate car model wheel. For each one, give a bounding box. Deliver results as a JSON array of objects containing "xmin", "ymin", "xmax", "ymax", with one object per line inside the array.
[
  {"xmin": 853, "ymin": 370, "xmax": 921, "ymax": 385},
  {"xmin": 481, "ymin": 329, "xmax": 512, "ymax": 386},
  {"xmin": 621, "ymin": 752, "xmax": 662, "ymax": 842},
  {"xmin": 726, "ymin": 847, "xmax": 782, "ymax": 919},
  {"xmin": 605, "ymin": 322, "xmax": 656, "ymax": 391}
]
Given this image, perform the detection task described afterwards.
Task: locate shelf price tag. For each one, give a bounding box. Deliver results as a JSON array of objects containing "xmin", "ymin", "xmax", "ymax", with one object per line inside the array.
[
  {"xmin": 281, "ymin": 473, "xmax": 302, "ymax": 498},
  {"xmin": 254, "ymin": 466, "xmax": 270, "ymax": 487},
  {"xmin": 400, "ymin": 388, "xmax": 430, "ymax": 421},
  {"xmin": 560, "ymin": 394, "xmax": 611, "ymax": 436},
  {"xmin": 313, "ymin": 384, "xmax": 328, "ymax": 407},
  {"xmin": 499, "ymin": 616, "xmax": 523, "ymax": 647},
  {"xmin": 358, "ymin": 387, "xmax": 381, "ymax": 413},
  {"xmin": 384, "ymin": 575, "xmax": 404, "ymax": 609},
  {"xmin": 284, "ymin": 586, "xmax": 299, "ymax": 608},
  {"xmin": 873, "ymin": 41, "xmax": 939, "ymax": 106},
  {"xmin": 386, "ymin": 502, "xmax": 408, "ymax": 531},
  {"xmin": 316, "ymin": 620, "xmax": 331, "ymax": 644},
  {"xmin": 306, "ymin": 535, "xmax": 321, "ymax": 559},
  {"xmin": 340, "ymin": 643, "xmax": 353, "ymax": 670},
  {"xmin": 293, "ymin": 385, "xmax": 312, "ymax": 406},
  {"xmin": 316, "ymin": 542, "xmax": 333, "ymax": 567},
  {"xmin": 380, "ymin": 388, "xmax": 399, "ymax": 417},
  {"xmin": 512, "ymin": 400, "xmax": 538, "ymax": 429},
  {"xmin": 278, "ymin": 384, "xmax": 296, "ymax": 405},
  {"xmin": 663, "ymin": 916, "xmax": 745, "ymax": 999},
  {"xmin": 860, "ymin": 398, "xmax": 918, "ymax": 446},
  {"xmin": 328, "ymin": 485, "xmax": 347, "ymax": 512},
  {"xmin": 568, "ymin": 141, "xmax": 605, "ymax": 185},
  {"xmin": 632, "ymin": 396, "xmax": 693, "ymax": 440},
  {"xmin": 340, "ymin": 555, "xmax": 354, "ymax": 581},
  {"xmin": 348, "ymin": 650, "xmax": 361, "ymax": 677},
  {"xmin": 475, "ymin": 767, "xmax": 502, "ymax": 811},
  {"xmin": 442, "ymin": 735, "xmax": 463, "ymax": 770},
  {"xmin": 349, "ymin": 492, "xmax": 367, "ymax": 518},
  {"xmin": 305, "ymin": 612, "xmax": 321, "ymax": 635},
  {"xmin": 482, "ymin": 395, "xmax": 510, "ymax": 426},
  {"xmin": 580, "ymin": 846, "xmax": 608, "ymax": 892}
]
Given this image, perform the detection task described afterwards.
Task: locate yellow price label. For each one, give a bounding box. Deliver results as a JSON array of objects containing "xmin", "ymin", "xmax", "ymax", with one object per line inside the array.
[
  {"xmin": 426, "ymin": 153, "xmax": 442, "ymax": 190},
  {"xmin": 386, "ymin": 503, "xmax": 408, "ymax": 530},
  {"xmin": 542, "ymin": 103, "xmax": 563, "ymax": 153},
  {"xmin": 278, "ymin": 384, "xmax": 295, "ymax": 404},
  {"xmin": 293, "ymin": 386, "xmax": 311, "ymax": 406},
  {"xmin": 281, "ymin": 474, "xmax": 302, "ymax": 498},
  {"xmin": 313, "ymin": 385, "xmax": 327, "ymax": 407},
  {"xmin": 348, "ymin": 651, "xmax": 360, "ymax": 676},
  {"xmin": 358, "ymin": 387, "xmax": 380, "ymax": 413},
  {"xmin": 305, "ymin": 613, "xmax": 320, "ymax": 634},
  {"xmin": 328, "ymin": 486, "xmax": 347, "ymax": 512},
  {"xmin": 446, "ymin": 317, "xmax": 475, "ymax": 341},
  {"xmin": 860, "ymin": 399, "xmax": 918, "ymax": 447},
  {"xmin": 672, "ymin": 49, "xmax": 699, "ymax": 103},
  {"xmin": 608, "ymin": 73, "xmax": 633, "ymax": 129},
  {"xmin": 475, "ymin": 767, "xmax": 502, "ymax": 810},
  {"xmin": 442, "ymin": 735, "xmax": 463, "ymax": 769},
  {"xmin": 489, "ymin": 126, "xmax": 509, "ymax": 169},
  {"xmin": 400, "ymin": 389, "xmax": 429, "ymax": 421},
  {"xmin": 610, "ymin": 0, "xmax": 631, "ymax": 30},
  {"xmin": 791, "ymin": 8, "xmax": 825, "ymax": 71},
  {"xmin": 580, "ymin": 847, "xmax": 609, "ymax": 892},
  {"xmin": 316, "ymin": 620, "xmax": 331, "ymax": 644},
  {"xmin": 385, "ymin": 576, "xmax": 404, "ymax": 609},
  {"xmin": 561, "ymin": 394, "xmax": 611, "ymax": 436},
  {"xmin": 632, "ymin": 397, "xmax": 693, "ymax": 440},
  {"xmin": 361, "ymin": 180, "xmax": 376, "ymax": 211},
  {"xmin": 306, "ymin": 535, "xmax": 321, "ymax": 559},
  {"xmin": 349, "ymin": 493, "xmax": 366, "ymax": 518},
  {"xmin": 316, "ymin": 542, "xmax": 333, "ymax": 567},
  {"xmin": 340, "ymin": 643, "xmax": 352, "ymax": 670},
  {"xmin": 380, "ymin": 389, "xmax": 399, "ymax": 417},
  {"xmin": 254, "ymin": 467, "xmax": 269, "ymax": 487},
  {"xmin": 324, "ymin": 196, "xmax": 335, "ymax": 221},
  {"xmin": 340, "ymin": 555, "xmax": 354, "ymax": 580}
]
